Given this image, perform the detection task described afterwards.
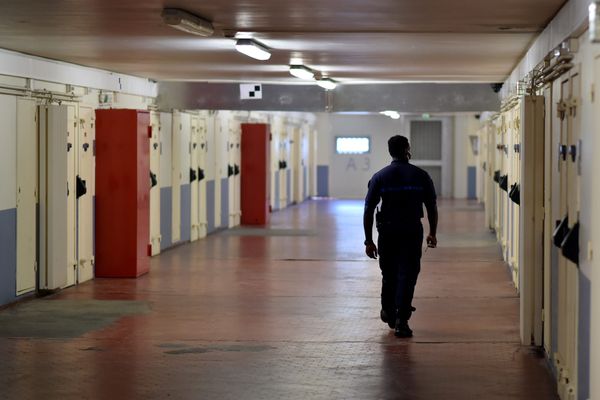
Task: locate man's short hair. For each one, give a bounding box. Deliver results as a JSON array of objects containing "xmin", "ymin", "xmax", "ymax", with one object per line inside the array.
[{"xmin": 388, "ymin": 135, "xmax": 410, "ymax": 158}]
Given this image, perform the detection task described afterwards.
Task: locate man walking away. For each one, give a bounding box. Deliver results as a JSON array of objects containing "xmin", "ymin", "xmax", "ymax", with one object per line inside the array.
[{"xmin": 363, "ymin": 135, "xmax": 438, "ymax": 338}]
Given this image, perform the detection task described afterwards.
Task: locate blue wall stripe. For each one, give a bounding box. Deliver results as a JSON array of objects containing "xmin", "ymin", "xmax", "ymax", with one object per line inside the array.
[
  {"xmin": 221, "ymin": 178, "xmax": 229, "ymax": 228},
  {"xmin": 0, "ymin": 208, "xmax": 17, "ymax": 306},
  {"xmin": 467, "ymin": 166, "xmax": 477, "ymax": 199},
  {"xmin": 180, "ymin": 184, "xmax": 191, "ymax": 243},
  {"xmin": 160, "ymin": 187, "xmax": 173, "ymax": 250},
  {"xmin": 286, "ymin": 169, "xmax": 292, "ymax": 206},
  {"xmin": 273, "ymin": 172, "xmax": 280, "ymax": 211},
  {"xmin": 317, "ymin": 165, "xmax": 329, "ymax": 197},
  {"xmin": 303, "ymin": 166, "xmax": 308, "ymax": 200},
  {"xmin": 578, "ymin": 273, "xmax": 591, "ymax": 400},
  {"xmin": 206, "ymin": 180, "xmax": 215, "ymax": 233}
]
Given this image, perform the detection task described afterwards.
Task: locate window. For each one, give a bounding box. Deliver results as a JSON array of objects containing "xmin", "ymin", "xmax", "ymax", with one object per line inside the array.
[{"xmin": 335, "ymin": 137, "xmax": 370, "ymax": 154}]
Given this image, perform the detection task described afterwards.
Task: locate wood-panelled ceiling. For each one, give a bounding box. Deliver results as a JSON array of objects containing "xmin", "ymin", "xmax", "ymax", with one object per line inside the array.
[{"xmin": 0, "ymin": 0, "xmax": 567, "ymax": 83}]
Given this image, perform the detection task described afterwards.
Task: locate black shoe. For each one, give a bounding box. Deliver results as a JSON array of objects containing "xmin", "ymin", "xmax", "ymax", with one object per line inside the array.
[
  {"xmin": 394, "ymin": 319, "xmax": 413, "ymax": 338},
  {"xmin": 380, "ymin": 309, "xmax": 395, "ymax": 329}
]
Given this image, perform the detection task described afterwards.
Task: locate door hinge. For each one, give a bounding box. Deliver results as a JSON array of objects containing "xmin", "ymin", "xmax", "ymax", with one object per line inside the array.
[
  {"xmin": 34, "ymin": 261, "xmax": 38, "ymax": 272},
  {"xmin": 591, "ymin": 84, "xmax": 595, "ymax": 103}
]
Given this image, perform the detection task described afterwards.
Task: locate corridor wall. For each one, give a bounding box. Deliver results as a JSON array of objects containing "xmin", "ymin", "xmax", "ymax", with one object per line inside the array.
[
  {"xmin": 0, "ymin": 53, "xmax": 318, "ymax": 308},
  {"xmin": 477, "ymin": 11, "xmax": 600, "ymax": 396}
]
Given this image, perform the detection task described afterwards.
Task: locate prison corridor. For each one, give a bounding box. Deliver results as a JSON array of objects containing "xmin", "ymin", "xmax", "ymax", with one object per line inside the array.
[{"xmin": 0, "ymin": 199, "xmax": 557, "ymax": 399}]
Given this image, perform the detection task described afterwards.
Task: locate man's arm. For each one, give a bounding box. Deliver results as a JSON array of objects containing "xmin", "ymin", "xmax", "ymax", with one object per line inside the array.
[
  {"xmin": 363, "ymin": 211, "xmax": 378, "ymax": 259},
  {"xmin": 363, "ymin": 179, "xmax": 379, "ymax": 259},
  {"xmin": 425, "ymin": 202, "xmax": 438, "ymax": 248}
]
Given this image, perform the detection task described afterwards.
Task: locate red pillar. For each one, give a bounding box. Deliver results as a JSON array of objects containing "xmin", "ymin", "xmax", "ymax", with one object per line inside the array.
[
  {"xmin": 95, "ymin": 109, "xmax": 150, "ymax": 277},
  {"xmin": 241, "ymin": 123, "xmax": 271, "ymax": 225}
]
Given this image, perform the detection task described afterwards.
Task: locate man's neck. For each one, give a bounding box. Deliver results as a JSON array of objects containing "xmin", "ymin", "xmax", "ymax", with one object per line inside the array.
[{"xmin": 393, "ymin": 157, "xmax": 409, "ymax": 163}]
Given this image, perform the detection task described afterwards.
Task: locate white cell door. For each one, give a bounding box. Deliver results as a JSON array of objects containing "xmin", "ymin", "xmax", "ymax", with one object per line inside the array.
[
  {"xmin": 198, "ymin": 118, "xmax": 208, "ymax": 238},
  {"xmin": 39, "ymin": 105, "xmax": 70, "ymax": 290},
  {"xmin": 279, "ymin": 129, "xmax": 288, "ymax": 210},
  {"xmin": 65, "ymin": 104, "xmax": 77, "ymax": 287},
  {"xmin": 233, "ymin": 124, "xmax": 241, "ymax": 227},
  {"xmin": 555, "ymin": 71, "xmax": 580, "ymax": 400},
  {"xmin": 76, "ymin": 105, "xmax": 95, "ymax": 283},
  {"xmin": 227, "ymin": 121, "xmax": 236, "ymax": 228},
  {"xmin": 16, "ymin": 98, "xmax": 37, "ymax": 295},
  {"xmin": 190, "ymin": 116, "xmax": 200, "ymax": 241},
  {"xmin": 171, "ymin": 111, "xmax": 182, "ymax": 243},
  {"xmin": 149, "ymin": 111, "xmax": 161, "ymax": 255}
]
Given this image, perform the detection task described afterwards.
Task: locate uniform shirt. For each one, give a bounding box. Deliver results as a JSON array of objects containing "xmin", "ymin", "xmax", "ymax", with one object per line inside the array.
[{"xmin": 364, "ymin": 159, "xmax": 437, "ymax": 227}]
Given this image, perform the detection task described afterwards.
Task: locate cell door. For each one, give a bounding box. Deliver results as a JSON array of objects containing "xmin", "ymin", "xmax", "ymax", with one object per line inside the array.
[
  {"xmin": 171, "ymin": 111, "xmax": 182, "ymax": 243},
  {"xmin": 198, "ymin": 118, "xmax": 208, "ymax": 238},
  {"xmin": 38, "ymin": 105, "xmax": 72, "ymax": 290},
  {"xmin": 292, "ymin": 127, "xmax": 302, "ymax": 204},
  {"xmin": 543, "ymin": 83, "xmax": 556, "ymax": 356},
  {"xmin": 234, "ymin": 124, "xmax": 241, "ymax": 226},
  {"xmin": 16, "ymin": 98, "xmax": 37, "ymax": 295},
  {"xmin": 227, "ymin": 121, "xmax": 237, "ymax": 228},
  {"xmin": 214, "ymin": 116, "xmax": 223, "ymax": 229},
  {"xmin": 149, "ymin": 111, "xmax": 161, "ymax": 255},
  {"xmin": 279, "ymin": 128, "xmax": 288, "ymax": 210},
  {"xmin": 76, "ymin": 105, "xmax": 95, "ymax": 283},
  {"xmin": 555, "ymin": 71, "xmax": 579, "ymax": 400},
  {"xmin": 190, "ymin": 116, "xmax": 200, "ymax": 241},
  {"xmin": 65, "ymin": 104, "xmax": 78, "ymax": 287}
]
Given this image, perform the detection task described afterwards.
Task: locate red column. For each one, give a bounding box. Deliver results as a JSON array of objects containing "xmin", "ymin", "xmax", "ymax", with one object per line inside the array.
[
  {"xmin": 95, "ymin": 109, "xmax": 150, "ymax": 277},
  {"xmin": 241, "ymin": 123, "xmax": 271, "ymax": 225}
]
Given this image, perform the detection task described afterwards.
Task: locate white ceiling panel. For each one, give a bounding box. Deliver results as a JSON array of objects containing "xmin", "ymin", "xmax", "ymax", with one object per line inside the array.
[{"xmin": 0, "ymin": 0, "xmax": 567, "ymax": 83}]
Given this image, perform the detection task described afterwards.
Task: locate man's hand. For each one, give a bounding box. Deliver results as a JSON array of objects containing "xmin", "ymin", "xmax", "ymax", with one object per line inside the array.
[
  {"xmin": 365, "ymin": 242, "xmax": 378, "ymax": 259},
  {"xmin": 426, "ymin": 234, "xmax": 437, "ymax": 248}
]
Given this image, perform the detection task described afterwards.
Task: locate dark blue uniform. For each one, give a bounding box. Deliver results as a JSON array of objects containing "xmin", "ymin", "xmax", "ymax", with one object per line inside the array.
[{"xmin": 364, "ymin": 159, "xmax": 437, "ymax": 321}]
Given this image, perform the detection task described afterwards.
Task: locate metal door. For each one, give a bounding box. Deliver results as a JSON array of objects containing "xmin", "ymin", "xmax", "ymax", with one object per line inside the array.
[
  {"xmin": 227, "ymin": 121, "xmax": 236, "ymax": 227},
  {"xmin": 171, "ymin": 111, "xmax": 182, "ymax": 243},
  {"xmin": 198, "ymin": 118, "xmax": 208, "ymax": 238},
  {"xmin": 279, "ymin": 126, "xmax": 288, "ymax": 210},
  {"xmin": 190, "ymin": 115, "xmax": 200, "ymax": 241},
  {"xmin": 554, "ymin": 70, "xmax": 579, "ymax": 400},
  {"xmin": 65, "ymin": 104, "xmax": 77, "ymax": 287},
  {"xmin": 16, "ymin": 98, "xmax": 37, "ymax": 295},
  {"xmin": 149, "ymin": 111, "xmax": 161, "ymax": 255},
  {"xmin": 39, "ymin": 105, "xmax": 70, "ymax": 290},
  {"xmin": 76, "ymin": 105, "xmax": 95, "ymax": 282}
]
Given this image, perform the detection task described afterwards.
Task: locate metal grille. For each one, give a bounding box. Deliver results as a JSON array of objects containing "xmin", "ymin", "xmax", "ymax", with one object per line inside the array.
[
  {"xmin": 410, "ymin": 121, "xmax": 442, "ymax": 160},
  {"xmin": 421, "ymin": 166, "xmax": 442, "ymax": 196}
]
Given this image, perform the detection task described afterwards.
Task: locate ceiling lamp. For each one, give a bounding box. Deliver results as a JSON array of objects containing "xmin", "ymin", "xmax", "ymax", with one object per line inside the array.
[
  {"xmin": 289, "ymin": 65, "xmax": 314, "ymax": 80},
  {"xmin": 316, "ymin": 78, "xmax": 337, "ymax": 90},
  {"xmin": 235, "ymin": 39, "xmax": 271, "ymax": 61},
  {"xmin": 380, "ymin": 111, "xmax": 400, "ymax": 120},
  {"xmin": 162, "ymin": 8, "xmax": 214, "ymax": 37}
]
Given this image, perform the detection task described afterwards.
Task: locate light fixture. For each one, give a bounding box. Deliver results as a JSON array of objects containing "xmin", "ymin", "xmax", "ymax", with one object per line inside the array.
[
  {"xmin": 316, "ymin": 78, "xmax": 337, "ymax": 90},
  {"xmin": 380, "ymin": 111, "xmax": 400, "ymax": 120},
  {"xmin": 162, "ymin": 8, "xmax": 214, "ymax": 37},
  {"xmin": 289, "ymin": 65, "xmax": 314, "ymax": 80},
  {"xmin": 235, "ymin": 39, "xmax": 271, "ymax": 61}
]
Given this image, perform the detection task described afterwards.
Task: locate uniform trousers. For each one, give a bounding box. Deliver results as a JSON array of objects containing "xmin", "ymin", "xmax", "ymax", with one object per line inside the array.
[{"xmin": 377, "ymin": 223, "xmax": 423, "ymax": 322}]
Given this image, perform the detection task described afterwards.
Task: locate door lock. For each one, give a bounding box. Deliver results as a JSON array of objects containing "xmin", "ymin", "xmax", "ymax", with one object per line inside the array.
[
  {"xmin": 558, "ymin": 144, "xmax": 568, "ymax": 161},
  {"xmin": 568, "ymin": 145, "xmax": 577, "ymax": 162}
]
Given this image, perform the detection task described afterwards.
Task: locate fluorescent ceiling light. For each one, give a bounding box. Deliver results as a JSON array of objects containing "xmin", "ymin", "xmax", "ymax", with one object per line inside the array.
[
  {"xmin": 316, "ymin": 78, "xmax": 337, "ymax": 90},
  {"xmin": 162, "ymin": 8, "xmax": 214, "ymax": 37},
  {"xmin": 235, "ymin": 39, "xmax": 271, "ymax": 61},
  {"xmin": 289, "ymin": 65, "xmax": 314, "ymax": 80},
  {"xmin": 380, "ymin": 110, "xmax": 400, "ymax": 119}
]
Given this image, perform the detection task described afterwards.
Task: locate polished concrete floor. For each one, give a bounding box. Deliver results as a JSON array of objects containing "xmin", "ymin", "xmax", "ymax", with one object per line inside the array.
[{"xmin": 0, "ymin": 199, "xmax": 558, "ymax": 399}]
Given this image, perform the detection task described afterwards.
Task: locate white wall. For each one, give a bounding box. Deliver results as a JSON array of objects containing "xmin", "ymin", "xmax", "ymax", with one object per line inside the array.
[
  {"xmin": 316, "ymin": 113, "xmax": 406, "ymax": 199},
  {"xmin": 453, "ymin": 114, "xmax": 481, "ymax": 199},
  {"xmin": 317, "ymin": 113, "xmax": 468, "ymax": 199},
  {"xmin": 0, "ymin": 95, "xmax": 17, "ymax": 212}
]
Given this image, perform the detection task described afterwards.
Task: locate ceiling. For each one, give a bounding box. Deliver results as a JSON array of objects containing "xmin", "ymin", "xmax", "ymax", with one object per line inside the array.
[{"xmin": 0, "ymin": 0, "xmax": 567, "ymax": 84}]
